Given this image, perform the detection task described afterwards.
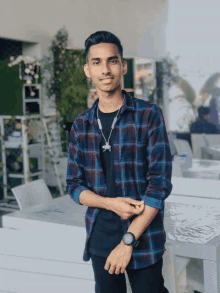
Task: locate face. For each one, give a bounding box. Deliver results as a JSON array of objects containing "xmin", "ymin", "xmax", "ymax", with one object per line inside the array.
[
  {"xmin": 204, "ymin": 114, "xmax": 210, "ymax": 120},
  {"xmin": 84, "ymin": 42, "xmax": 127, "ymax": 93}
]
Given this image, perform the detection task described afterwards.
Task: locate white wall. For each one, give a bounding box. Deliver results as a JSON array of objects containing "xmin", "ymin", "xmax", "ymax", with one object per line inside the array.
[
  {"xmin": 166, "ymin": 0, "xmax": 220, "ymax": 78},
  {"xmin": 0, "ymin": 0, "xmax": 168, "ymax": 59},
  {"xmin": 0, "ymin": 0, "xmax": 169, "ymax": 123},
  {"xmin": 166, "ymin": 0, "xmax": 220, "ymax": 131}
]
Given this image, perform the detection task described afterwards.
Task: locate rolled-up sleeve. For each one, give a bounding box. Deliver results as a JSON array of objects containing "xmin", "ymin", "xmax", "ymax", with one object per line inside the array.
[
  {"xmin": 143, "ymin": 105, "xmax": 173, "ymax": 210},
  {"xmin": 66, "ymin": 121, "xmax": 90, "ymax": 205}
]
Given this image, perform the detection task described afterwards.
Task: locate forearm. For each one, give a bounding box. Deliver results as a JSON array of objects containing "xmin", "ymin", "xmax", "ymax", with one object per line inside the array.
[
  {"xmin": 125, "ymin": 204, "xmax": 159, "ymax": 241},
  {"xmin": 79, "ymin": 189, "xmax": 112, "ymax": 210}
]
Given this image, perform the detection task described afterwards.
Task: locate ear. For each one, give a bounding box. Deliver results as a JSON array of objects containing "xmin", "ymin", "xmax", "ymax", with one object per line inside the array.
[{"xmin": 84, "ymin": 64, "xmax": 91, "ymax": 78}]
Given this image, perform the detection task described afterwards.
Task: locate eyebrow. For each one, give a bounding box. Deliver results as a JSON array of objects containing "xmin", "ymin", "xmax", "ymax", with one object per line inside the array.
[{"xmin": 91, "ymin": 56, "xmax": 119, "ymax": 61}]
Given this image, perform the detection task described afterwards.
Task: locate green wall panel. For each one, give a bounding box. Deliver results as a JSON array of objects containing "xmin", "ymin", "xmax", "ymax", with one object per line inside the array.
[
  {"xmin": 0, "ymin": 60, "xmax": 24, "ymax": 115},
  {"xmin": 123, "ymin": 58, "xmax": 134, "ymax": 89}
]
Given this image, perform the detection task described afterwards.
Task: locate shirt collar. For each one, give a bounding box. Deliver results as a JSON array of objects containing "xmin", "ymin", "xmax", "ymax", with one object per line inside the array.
[{"xmin": 84, "ymin": 89, "xmax": 135, "ymax": 125}]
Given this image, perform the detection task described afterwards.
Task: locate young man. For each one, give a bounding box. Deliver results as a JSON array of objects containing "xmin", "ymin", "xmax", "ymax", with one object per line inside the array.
[
  {"xmin": 190, "ymin": 106, "xmax": 220, "ymax": 134},
  {"xmin": 66, "ymin": 31, "xmax": 172, "ymax": 293}
]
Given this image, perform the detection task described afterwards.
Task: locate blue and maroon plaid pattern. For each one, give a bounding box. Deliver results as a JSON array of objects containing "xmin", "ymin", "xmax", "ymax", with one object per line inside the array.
[{"xmin": 67, "ymin": 89, "xmax": 173, "ymax": 269}]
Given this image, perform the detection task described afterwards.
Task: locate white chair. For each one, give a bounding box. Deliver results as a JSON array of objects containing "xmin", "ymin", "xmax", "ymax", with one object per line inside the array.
[
  {"xmin": 173, "ymin": 139, "xmax": 194, "ymax": 158},
  {"xmin": 205, "ymin": 134, "xmax": 220, "ymax": 145},
  {"xmin": 168, "ymin": 133, "xmax": 178, "ymax": 157},
  {"xmin": 191, "ymin": 134, "xmax": 220, "ymax": 159},
  {"xmin": 191, "ymin": 134, "xmax": 208, "ymax": 159},
  {"xmin": 11, "ymin": 179, "xmax": 53, "ymax": 210},
  {"xmin": 172, "ymin": 161, "xmax": 183, "ymax": 177}
]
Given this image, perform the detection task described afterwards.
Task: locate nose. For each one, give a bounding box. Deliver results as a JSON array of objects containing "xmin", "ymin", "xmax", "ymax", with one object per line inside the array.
[{"xmin": 101, "ymin": 62, "xmax": 110, "ymax": 75}]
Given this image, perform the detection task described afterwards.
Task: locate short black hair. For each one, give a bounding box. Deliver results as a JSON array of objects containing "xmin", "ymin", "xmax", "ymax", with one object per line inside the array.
[
  {"xmin": 85, "ymin": 31, "xmax": 123, "ymax": 64},
  {"xmin": 198, "ymin": 106, "xmax": 210, "ymax": 119}
]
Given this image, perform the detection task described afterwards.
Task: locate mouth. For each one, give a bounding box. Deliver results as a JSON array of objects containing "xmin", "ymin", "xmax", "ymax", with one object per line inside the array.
[
  {"xmin": 100, "ymin": 77, "xmax": 113, "ymax": 81},
  {"xmin": 100, "ymin": 77, "xmax": 114, "ymax": 83}
]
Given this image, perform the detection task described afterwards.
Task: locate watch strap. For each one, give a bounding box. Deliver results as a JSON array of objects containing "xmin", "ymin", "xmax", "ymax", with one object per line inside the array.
[{"xmin": 132, "ymin": 239, "xmax": 139, "ymax": 248}]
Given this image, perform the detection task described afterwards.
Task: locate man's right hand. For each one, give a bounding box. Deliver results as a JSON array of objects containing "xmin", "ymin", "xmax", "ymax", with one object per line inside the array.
[{"xmin": 108, "ymin": 197, "xmax": 145, "ymax": 220}]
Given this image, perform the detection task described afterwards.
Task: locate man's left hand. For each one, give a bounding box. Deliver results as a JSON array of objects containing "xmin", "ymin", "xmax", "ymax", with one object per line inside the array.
[{"xmin": 104, "ymin": 241, "xmax": 133, "ymax": 274}]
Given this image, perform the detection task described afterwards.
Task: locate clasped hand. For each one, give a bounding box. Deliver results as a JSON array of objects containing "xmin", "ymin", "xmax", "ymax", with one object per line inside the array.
[
  {"xmin": 109, "ymin": 197, "xmax": 145, "ymax": 221},
  {"xmin": 104, "ymin": 197, "xmax": 145, "ymax": 274}
]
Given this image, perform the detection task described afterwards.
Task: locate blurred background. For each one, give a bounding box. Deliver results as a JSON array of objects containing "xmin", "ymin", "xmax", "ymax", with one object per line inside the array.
[
  {"xmin": 1, "ymin": 1, "xmax": 220, "ymax": 293},
  {"xmin": 0, "ymin": 0, "xmax": 220, "ymax": 202}
]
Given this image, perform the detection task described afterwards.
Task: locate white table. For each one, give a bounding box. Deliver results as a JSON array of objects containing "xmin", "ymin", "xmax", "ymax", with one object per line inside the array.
[
  {"xmin": 202, "ymin": 144, "xmax": 220, "ymax": 160},
  {"xmin": 171, "ymin": 176, "xmax": 220, "ymax": 199},
  {"xmin": 166, "ymin": 194, "xmax": 220, "ymax": 293},
  {"xmin": 1, "ymin": 194, "xmax": 220, "ymax": 293},
  {"xmin": 181, "ymin": 158, "xmax": 220, "ymax": 180}
]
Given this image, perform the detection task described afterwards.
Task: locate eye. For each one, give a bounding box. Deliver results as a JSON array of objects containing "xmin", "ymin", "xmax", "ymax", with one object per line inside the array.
[
  {"xmin": 111, "ymin": 60, "xmax": 117, "ymax": 64},
  {"xmin": 93, "ymin": 61, "xmax": 100, "ymax": 65}
]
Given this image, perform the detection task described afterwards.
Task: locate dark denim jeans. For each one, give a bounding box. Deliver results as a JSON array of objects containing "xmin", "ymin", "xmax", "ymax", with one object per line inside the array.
[{"xmin": 90, "ymin": 254, "xmax": 169, "ymax": 293}]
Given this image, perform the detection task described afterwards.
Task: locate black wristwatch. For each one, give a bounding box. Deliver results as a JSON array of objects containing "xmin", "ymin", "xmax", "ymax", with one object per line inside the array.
[{"xmin": 122, "ymin": 232, "xmax": 139, "ymax": 248}]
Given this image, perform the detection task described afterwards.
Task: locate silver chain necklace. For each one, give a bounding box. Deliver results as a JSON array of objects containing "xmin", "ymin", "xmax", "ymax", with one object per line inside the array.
[{"xmin": 97, "ymin": 94, "xmax": 125, "ymax": 152}]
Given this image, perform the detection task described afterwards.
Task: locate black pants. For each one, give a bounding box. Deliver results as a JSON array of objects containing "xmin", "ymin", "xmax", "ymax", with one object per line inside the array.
[{"xmin": 90, "ymin": 254, "xmax": 169, "ymax": 293}]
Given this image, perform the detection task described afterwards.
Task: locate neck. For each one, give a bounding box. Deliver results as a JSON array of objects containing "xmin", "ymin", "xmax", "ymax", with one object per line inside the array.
[{"xmin": 97, "ymin": 89, "xmax": 124, "ymax": 113}]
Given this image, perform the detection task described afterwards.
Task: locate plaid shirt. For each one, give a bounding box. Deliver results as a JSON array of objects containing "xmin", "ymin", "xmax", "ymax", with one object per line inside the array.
[{"xmin": 67, "ymin": 90, "xmax": 173, "ymax": 269}]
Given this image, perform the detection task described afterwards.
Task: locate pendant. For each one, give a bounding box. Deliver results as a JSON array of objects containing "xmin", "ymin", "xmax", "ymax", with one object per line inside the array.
[{"xmin": 102, "ymin": 142, "xmax": 111, "ymax": 152}]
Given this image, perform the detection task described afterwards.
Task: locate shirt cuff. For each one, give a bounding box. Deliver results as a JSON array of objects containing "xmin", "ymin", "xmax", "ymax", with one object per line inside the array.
[
  {"xmin": 71, "ymin": 185, "xmax": 91, "ymax": 205},
  {"xmin": 143, "ymin": 195, "xmax": 164, "ymax": 210}
]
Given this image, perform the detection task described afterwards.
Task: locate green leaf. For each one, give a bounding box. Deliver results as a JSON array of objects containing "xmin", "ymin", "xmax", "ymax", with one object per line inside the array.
[{"xmin": 17, "ymin": 157, "xmax": 22, "ymax": 162}]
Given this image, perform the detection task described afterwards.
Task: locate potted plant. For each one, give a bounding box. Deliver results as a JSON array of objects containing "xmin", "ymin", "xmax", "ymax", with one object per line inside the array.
[{"xmin": 41, "ymin": 26, "xmax": 92, "ymax": 151}]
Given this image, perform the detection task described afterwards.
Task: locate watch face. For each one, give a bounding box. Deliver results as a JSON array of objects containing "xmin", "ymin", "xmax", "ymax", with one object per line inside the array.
[{"xmin": 124, "ymin": 233, "xmax": 133, "ymax": 244}]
